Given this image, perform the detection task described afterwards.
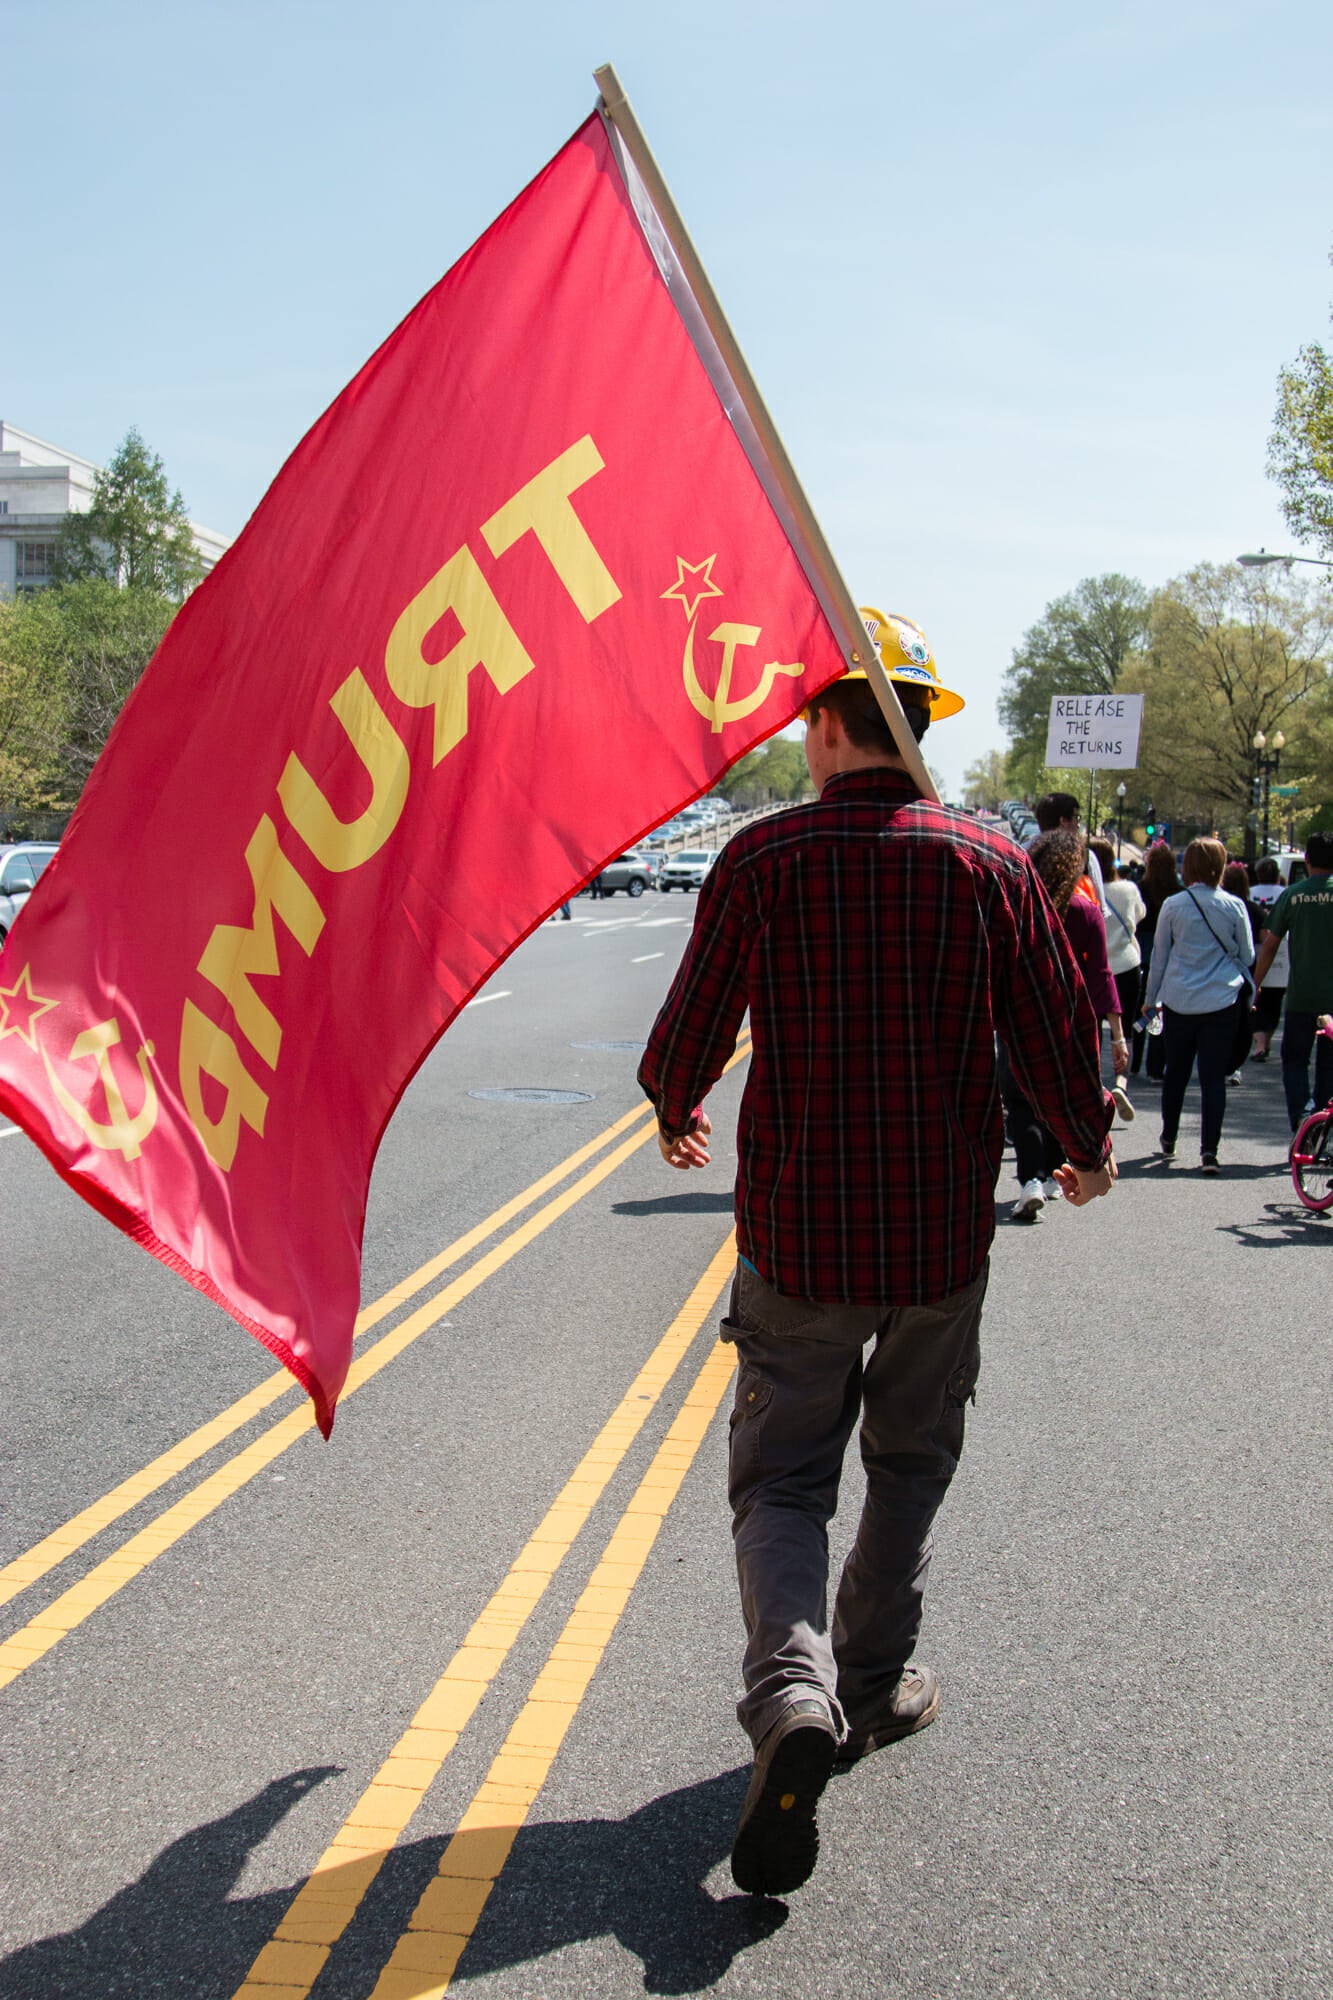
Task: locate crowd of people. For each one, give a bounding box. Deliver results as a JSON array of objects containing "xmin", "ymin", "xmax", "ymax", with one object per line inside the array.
[{"xmin": 1001, "ymin": 791, "xmax": 1333, "ymax": 1202}]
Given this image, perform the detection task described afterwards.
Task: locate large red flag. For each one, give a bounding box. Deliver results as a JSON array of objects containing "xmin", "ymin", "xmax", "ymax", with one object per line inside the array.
[{"xmin": 0, "ymin": 113, "xmax": 851, "ymax": 1432}]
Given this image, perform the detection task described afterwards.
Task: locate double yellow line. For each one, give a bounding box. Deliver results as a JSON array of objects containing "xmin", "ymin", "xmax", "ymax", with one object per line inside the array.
[
  {"xmin": 0, "ymin": 1044, "xmax": 749, "ymax": 1692},
  {"xmin": 237, "ymin": 1243, "xmax": 738, "ymax": 2000}
]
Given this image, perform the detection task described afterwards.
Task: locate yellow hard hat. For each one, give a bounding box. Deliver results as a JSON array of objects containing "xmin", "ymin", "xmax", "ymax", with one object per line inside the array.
[{"xmin": 854, "ymin": 606, "xmax": 965, "ymax": 720}]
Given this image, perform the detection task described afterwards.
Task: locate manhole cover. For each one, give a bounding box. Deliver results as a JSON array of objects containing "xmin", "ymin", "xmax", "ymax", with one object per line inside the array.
[
  {"xmin": 468, "ymin": 1087, "xmax": 595, "ymax": 1105},
  {"xmin": 570, "ymin": 1040, "xmax": 646, "ymax": 1053}
]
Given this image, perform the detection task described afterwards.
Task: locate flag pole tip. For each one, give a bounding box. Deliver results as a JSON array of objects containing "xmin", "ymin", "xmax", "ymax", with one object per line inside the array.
[{"xmin": 593, "ymin": 62, "xmax": 625, "ymax": 108}]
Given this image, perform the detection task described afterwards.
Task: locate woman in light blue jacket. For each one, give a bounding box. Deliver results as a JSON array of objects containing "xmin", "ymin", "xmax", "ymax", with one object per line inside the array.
[{"xmin": 1142, "ymin": 838, "xmax": 1254, "ymax": 1172}]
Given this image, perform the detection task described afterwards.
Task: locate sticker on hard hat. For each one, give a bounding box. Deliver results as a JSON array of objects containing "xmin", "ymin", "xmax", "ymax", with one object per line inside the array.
[
  {"xmin": 886, "ymin": 620, "xmax": 931, "ymax": 664},
  {"xmin": 892, "ymin": 662, "xmax": 935, "ymax": 684}
]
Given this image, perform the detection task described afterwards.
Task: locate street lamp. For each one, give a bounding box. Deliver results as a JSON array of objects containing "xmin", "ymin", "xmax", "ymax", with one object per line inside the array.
[
  {"xmin": 1253, "ymin": 729, "xmax": 1286, "ymax": 858},
  {"xmin": 1116, "ymin": 781, "xmax": 1126, "ymax": 859},
  {"xmin": 1237, "ymin": 549, "xmax": 1333, "ymax": 571}
]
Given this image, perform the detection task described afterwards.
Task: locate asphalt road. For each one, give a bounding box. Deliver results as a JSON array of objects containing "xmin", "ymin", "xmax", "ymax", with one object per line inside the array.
[{"xmin": 2, "ymin": 895, "xmax": 1331, "ymax": 2000}]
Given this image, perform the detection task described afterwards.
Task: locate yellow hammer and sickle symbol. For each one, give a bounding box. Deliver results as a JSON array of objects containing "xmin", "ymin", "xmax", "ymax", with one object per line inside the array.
[
  {"xmin": 682, "ymin": 618, "xmax": 805, "ymax": 733},
  {"xmin": 42, "ymin": 1018, "xmax": 159, "ymax": 1162}
]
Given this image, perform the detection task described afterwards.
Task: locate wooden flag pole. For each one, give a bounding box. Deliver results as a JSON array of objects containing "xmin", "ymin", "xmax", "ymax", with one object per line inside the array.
[{"xmin": 593, "ymin": 63, "xmax": 940, "ymax": 802}]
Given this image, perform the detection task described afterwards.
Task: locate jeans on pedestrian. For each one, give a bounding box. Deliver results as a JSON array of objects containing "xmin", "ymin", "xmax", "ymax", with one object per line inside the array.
[
  {"xmin": 1227, "ymin": 991, "xmax": 1254, "ymax": 1074},
  {"xmin": 1114, "ymin": 965, "xmax": 1143, "ymax": 1037},
  {"xmin": 996, "ymin": 1038, "xmax": 1067, "ymax": 1184},
  {"xmin": 1160, "ymin": 1004, "xmax": 1235, "ymax": 1157},
  {"xmin": 722, "ymin": 1260, "xmax": 986, "ymax": 1748},
  {"xmin": 1281, "ymin": 1011, "xmax": 1333, "ymax": 1132}
]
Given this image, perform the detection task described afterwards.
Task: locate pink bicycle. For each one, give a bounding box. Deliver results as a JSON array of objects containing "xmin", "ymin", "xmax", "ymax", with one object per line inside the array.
[{"xmin": 1290, "ymin": 1017, "xmax": 1333, "ymax": 1213}]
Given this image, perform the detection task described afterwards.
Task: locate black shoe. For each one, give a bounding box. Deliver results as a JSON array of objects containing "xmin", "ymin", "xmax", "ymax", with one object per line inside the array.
[
  {"xmin": 730, "ymin": 1698, "xmax": 836, "ymax": 1896},
  {"xmin": 1200, "ymin": 1153, "xmax": 1220, "ymax": 1174},
  {"xmin": 1158, "ymin": 1136, "xmax": 1176, "ymax": 1158},
  {"xmin": 835, "ymin": 1663, "xmax": 941, "ymax": 1768}
]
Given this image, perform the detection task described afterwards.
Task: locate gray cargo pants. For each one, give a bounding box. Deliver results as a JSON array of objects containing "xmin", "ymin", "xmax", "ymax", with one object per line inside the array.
[{"xmin": 722, "ymin": 1259, "xmax": 986, "ymax": 1748}]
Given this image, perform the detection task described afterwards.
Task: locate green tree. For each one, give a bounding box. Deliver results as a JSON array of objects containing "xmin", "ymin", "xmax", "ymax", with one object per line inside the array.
[
  {"xmin": 1120, "ymin": 563, "xmax": 1333, "ymax": 846},
  {"xmin": 0, "ymin": 581, "xmax": 174, "ymax": 809},
  {"xmin": 1268, "ymin": 255, "xmax": 1333, "ymax": 559},
  {"xmin": 962, "ymin": 748, "xmax": 1010, "ymax": 810},
  {"xmin": 0, "ymin": 596, "xmax": 68, "ymax": 819},
  {"xmin": 719, "ymin": 735, "xmax": 812, "ymax": 808},
  {"xmin": 55, "ymin": 428, "xmax": 203, "ymax": 599},
  {"xmin": 998, "ymin": 574, "xmax": 1150, "ymax": 793},
  {"xmin": 48, "ymin": 581, "xmax": 175, "ymax": 795}
]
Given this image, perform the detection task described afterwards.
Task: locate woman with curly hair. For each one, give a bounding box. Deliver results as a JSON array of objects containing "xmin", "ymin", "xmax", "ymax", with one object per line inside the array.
[{"xmin": 998, "ymin": 829, "xmax": 1127, "ymax": 1220}]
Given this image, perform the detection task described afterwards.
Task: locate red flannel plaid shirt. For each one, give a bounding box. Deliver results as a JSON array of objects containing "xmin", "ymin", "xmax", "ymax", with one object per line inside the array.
[{"xmin": 639, "ymin": 769, "xmax": 1112, "ymax": 1304}]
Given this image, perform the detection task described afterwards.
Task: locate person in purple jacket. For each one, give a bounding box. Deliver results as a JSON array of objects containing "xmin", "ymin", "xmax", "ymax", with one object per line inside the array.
[{"xmin": 999, "ymin": 828, "xmax": 1129, "ymax": 1220}]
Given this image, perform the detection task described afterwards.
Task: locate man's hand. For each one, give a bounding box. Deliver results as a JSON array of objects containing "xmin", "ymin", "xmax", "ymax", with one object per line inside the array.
[
  {"xmin": 1253, "ymin": 931, "xmax": 1279, "ymax": 992},
  {"xmin": 1053, "ymin": 1155, "xmax": 1117, "ymax": 1205},
  {"xmin": 658, "ymin": 1110, "xmax": 712, "ymax": 1170}
]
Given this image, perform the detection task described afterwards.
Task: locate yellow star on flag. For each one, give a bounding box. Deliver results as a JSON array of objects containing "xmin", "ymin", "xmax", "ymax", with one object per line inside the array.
[
  {"xmin": 661, "ymin": 554, "xmax": 724, "ymax": 625},
  {"xmin": 0, "ymin": 963, "xmax": 58, "ymax": 1051}
]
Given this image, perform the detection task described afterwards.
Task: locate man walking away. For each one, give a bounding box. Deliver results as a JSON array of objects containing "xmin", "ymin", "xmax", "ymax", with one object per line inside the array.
[
  {"xmin": 639, "ymin": 611, "xmax": 1115, "ymax": 1898},
  {"xmin": 1035, "ymin": 792, "xmax": 1108, "ymax": 912},
  {"xmin": 1247, "ymin": 856, "xmax": 1288, "ymax": 1061},
  {"xmin": 1253, "ymin": 831, "xmax": 1333, "ymax": 1133}
]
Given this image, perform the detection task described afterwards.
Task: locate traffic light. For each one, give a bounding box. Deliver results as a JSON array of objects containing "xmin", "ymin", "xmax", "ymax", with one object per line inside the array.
[
  {"xmin": 1145, "ymin": 803, "xmax": 1156, "ymax": 838},
  {"xmin": 1252, "ymin": 774, "xmax": 1262, "ymax": 807}
]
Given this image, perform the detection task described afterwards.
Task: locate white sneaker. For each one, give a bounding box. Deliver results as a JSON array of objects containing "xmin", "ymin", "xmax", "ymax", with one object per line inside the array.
[
  {"xmin": 1042, "ymin": 1177, "xmax": 1062, "ymax": 1203},
  {"xmin": 1013, "ymin": 1179, "xmax": 1045, "ymax": 1221},
  {"xmin": 1110, "ymin": 1085, "xmax": 1135, "ymax": 1122}
]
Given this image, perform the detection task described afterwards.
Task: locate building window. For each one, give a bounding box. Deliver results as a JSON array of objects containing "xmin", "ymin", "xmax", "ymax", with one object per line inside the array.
[
  {"xmin": 15, "ymin": 542, "xmax": 59, "ymax": 593},
  {"xmin": 0, "ymin": 500, "xmax": 9, "ymax": 514}
]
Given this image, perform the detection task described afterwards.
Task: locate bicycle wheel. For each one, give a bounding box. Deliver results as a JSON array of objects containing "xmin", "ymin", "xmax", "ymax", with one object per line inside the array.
[{"xmin": 1291, "ymin": 1109, "xmax": 1333, "ymax": 1212}]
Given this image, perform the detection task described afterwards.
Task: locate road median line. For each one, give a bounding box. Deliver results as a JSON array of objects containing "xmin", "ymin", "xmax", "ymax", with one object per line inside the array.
[
  {"xmin": 361, "ymin": 1337, "xmax": 738, "ymax": 2000},
  {"xmin": 0, "ymin": 1096, "xmax": 670, "ymax": 1614},
  {"xmin": 0, "ymin": 1117, "xmax": 672, "ymax": 1690},
  {"xmin": 0, "ymin": 1038, "xmax": 752, "ymax": 1690},
  {"xmin": 231, "ymin": 1241, "xmax": 738, "ymax": 2000}
]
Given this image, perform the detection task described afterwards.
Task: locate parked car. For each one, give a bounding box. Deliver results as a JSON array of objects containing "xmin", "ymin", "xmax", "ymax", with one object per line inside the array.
[
  {"xmin": 589, "ymin": 850, "xmax": 655, "ymax": 897},
  {"xmin": 0, "ymin": 842, "xmax": 59, "ymax": 949},
  {"xmin": 660, "ymin": 848, "xmax": 719, "ymax": 892},
  {"xmin": 644, "ymin": 815, "xmax": 691, "ymax": 846}
]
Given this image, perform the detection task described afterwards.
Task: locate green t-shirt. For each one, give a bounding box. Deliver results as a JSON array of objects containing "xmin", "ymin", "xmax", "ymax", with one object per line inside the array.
[{"xmin": 1266, "ymin": 873, "xmax": 1333, "ymax": 1012}]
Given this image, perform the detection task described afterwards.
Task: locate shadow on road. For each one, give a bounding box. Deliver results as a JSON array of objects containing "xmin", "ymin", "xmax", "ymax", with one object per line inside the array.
[
  {"xmin": 0, "ymin": 1767, "xmax": 783, "ymax": 1999},
  {"xmin": 1113, "ymin": 1155, "xmax": 1291, "ymax": 1183},
  {"xmin": 1217, "ymin": 1201, "xmax": 1333, "ymax": 1247},
  {"xmin": 0, "ymin": 1767, "xmax": 340, "ymax": 1999},
  {"xmin": 449, "ymin": 1768, "xmax": 785, "ymax": 1996},
  {"xmin": 612, "ymin": 1192, "xmax": 736, "ymax": 1218}
]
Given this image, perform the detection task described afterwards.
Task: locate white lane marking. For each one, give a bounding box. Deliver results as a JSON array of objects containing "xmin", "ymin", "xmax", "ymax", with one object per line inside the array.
[
  {"xmin": 1, "ymin": 1125, "xmax": 22, "ymax": 1140},
  {"xmin": 632, "ymin": 953, "xmax": 665, "ymax": 963},
  {"xmin": 466, "ymin": 991, "xmax": 512, "ymax": 1007},
  {"xmin": 636, "ymin": 918, "xmax": 690, "ymax": 928}
]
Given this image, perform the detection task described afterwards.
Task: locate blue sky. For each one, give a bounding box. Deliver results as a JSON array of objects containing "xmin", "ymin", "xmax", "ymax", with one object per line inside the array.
[{"xmin": 7, "ymin": 0, "xmax": 1331, "ymax": 795}]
